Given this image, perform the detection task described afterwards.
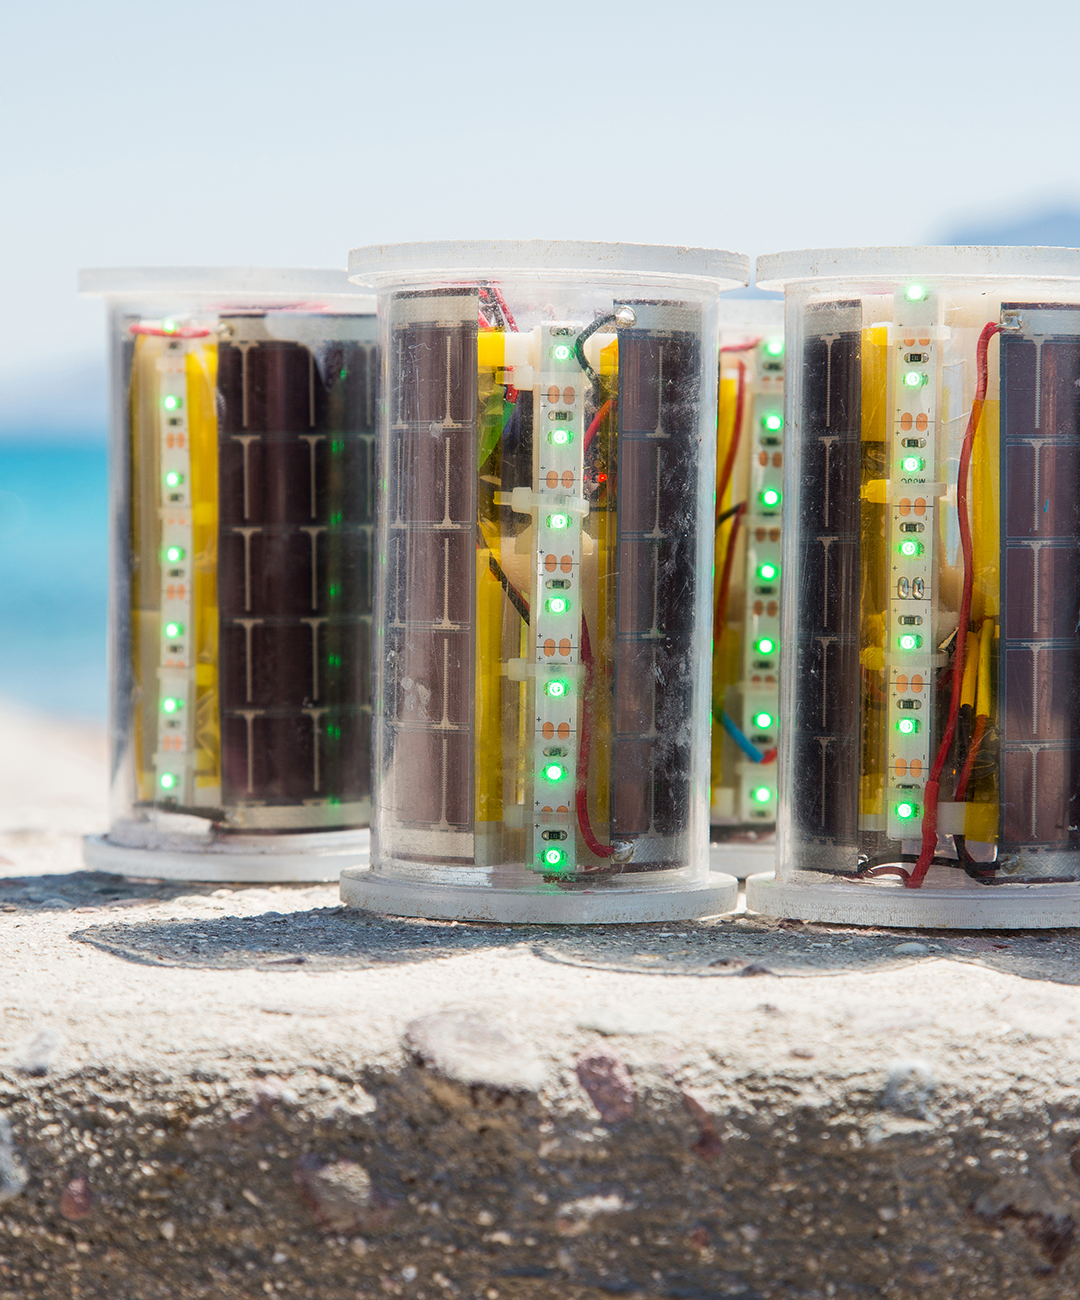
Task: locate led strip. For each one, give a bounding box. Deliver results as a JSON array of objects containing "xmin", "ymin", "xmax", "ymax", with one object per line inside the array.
[
  {"xmin": 738, "ymin": 336, "xmax": 785, "ymax": 819},
  {"xmin": 154, "ymin": 328, "xmax": 197, "ymax": 805},
  {"xmin": 527, "ymin": 325, "xmax": 587, "ymax": 873},
  {"xmin": 885, "ymin": 287, "xmax": 947, "ymax": 840}
]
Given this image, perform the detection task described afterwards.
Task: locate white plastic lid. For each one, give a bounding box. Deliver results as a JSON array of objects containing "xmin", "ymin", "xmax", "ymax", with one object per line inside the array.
[
  {"xmin": 756, "ymin": 246, "xmax": 1080, "ymax": 291},
  {"xmin": 348, "ymin": 239, "xmax": 749, "ymax": 291},
  {"xmin": 79, "ymin": 267, "xmax": 375, "ymax": 313}
]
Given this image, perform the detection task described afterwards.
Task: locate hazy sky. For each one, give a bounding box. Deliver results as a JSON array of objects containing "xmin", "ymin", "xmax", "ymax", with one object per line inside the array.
[{"xmin": 3, "ymin": 0, "xmax": 1079, "ymax": 400}]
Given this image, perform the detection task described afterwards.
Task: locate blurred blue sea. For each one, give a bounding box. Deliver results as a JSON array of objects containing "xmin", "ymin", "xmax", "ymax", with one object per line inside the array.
[{"xmin": 0, "ymin": 439, "xmax": 108, "ymax": 721}]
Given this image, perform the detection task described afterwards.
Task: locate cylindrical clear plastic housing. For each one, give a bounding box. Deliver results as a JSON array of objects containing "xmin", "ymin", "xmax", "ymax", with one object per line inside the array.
[
  {"xmin": 749, "ymin": 246, "xmax": 1080, "ymax": 927},
  {"xmin": 80, "ymin": 268, "xmax": 377, "ymax": 881},
  {"xmin": 341, "ymin": 240, "xmax": 748, "ymax": 922},
  {"xmin": 710, "ymin": 297, "xmax": 785, "ymax": 881}
]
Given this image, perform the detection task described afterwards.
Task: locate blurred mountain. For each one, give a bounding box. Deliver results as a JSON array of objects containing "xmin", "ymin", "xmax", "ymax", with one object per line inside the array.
[
  {"xmin": 0, "ymin": 354, "xmax": 107, "ymax": 440},
  {"xmin": 941, "ymin": 206, "xmax": 1080, "ymax": 248}
]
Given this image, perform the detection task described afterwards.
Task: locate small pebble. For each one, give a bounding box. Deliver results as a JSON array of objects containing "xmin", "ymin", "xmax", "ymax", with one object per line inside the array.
[
  {"xmin": 574, "ymin": 1047, "xmax": 636, "ymax": 1124},
  {"xmin": 59, "ymin": 1175, "xmax": 93, "ymax": 1222},
  {"xmin": 893, "ymin": 942, "xmax": 929, "ymax": 955}
]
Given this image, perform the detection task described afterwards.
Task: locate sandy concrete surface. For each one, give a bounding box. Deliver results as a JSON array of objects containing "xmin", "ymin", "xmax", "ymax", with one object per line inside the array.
[{"xmin": 4, "ymin": 702, "xmax": 1080, "ymax": 1298}]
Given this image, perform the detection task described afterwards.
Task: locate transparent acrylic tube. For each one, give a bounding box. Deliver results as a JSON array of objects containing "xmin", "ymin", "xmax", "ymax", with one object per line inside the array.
[
  {"xmin": 342, "ymin": 240, "xmax": 748, "ymax": 922},
  {"xmin": 749, "ymin": 246, "xmax": 1080, "ymax": 927},
  {"xmin": 80, "ymin": 268, "xmax": 377, "ymax": 881}
]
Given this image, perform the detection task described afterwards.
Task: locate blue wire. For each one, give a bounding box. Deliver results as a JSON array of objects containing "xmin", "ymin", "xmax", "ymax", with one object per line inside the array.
[{"xmin": 721, "ymin": 712, "xmax": 764, "ymax": 763}]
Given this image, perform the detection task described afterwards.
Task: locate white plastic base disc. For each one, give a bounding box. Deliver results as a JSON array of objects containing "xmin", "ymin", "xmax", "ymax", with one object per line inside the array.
[
  {"xmin": 710, "ymin": 841, "xmax": 775, "ymax": 880},
  {"xmin": 340, "ymin": 867, "xmax": 739, "ymax": 925},
  {"xmin": 83, "ymin": 833, "xmax": 370, "ymax": 884},
  {"xmin": 746, "ymin": 870, "xmax": 1080, "ymax": 929}
]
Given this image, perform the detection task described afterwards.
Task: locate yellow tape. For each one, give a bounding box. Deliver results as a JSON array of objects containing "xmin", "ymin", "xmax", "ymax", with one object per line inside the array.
[
  {"xmin": 976, "ymin": 616, "xmax": 994, "ymax": 720},
  {"xmin": 187, "ymin": 344, "xmax": 220, "ymax": 792},
  {"xmin": 960, "ymin": 632, "xmax": 979, "ymax": 711},
  {"xmin": 964, "ymin": 801, "xmax": 998, "ymax": 844},
  {"xmin": 861, "ymin": 327, "xmax": 888, "ymax": 441}
]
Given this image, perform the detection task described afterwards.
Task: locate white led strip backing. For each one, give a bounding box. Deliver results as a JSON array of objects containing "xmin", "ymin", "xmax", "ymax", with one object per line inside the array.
[
  {"xmin": 885, "ymin": 288, "xmax": 947, "ymax": 840},
  {"xmin": 738, "ymin": 338, "xmax": 785, "ymax": 820},
  {"xmin": 154, "ymin": 333, "xmax": 196, "ymax": 805},
  {"xmin": 528, "ymin": 324, "xmax": 587, "ymax": 873}
]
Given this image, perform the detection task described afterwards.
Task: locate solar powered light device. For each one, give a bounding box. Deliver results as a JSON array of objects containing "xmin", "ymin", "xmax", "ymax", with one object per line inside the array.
[
  {"xmin": 80, "ymin": 268, "xmax": 376, "ymax": 881},
  {"xmin": 340, "ymin": 240, "xmax": 748, "ymax": 922},
  {"xmin": 748, "ymin": 247, "xmax": 1080, "ymax": 927}
]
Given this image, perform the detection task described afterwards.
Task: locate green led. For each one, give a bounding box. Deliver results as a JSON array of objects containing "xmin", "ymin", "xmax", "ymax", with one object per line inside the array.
[
  {"xmin": 764, "ymin": 337, "xmax": 784, "ymax": 357},
  {"xmin": 547, "ymin": 513, "xmax": 570, "ymax": 530},
  {"xmin": 751, "ymin": 785, "xmax": 773, "ymax": 805},
  {"xmin": 898, "ymin": 539, "xmax": 923, "ymax": 558},
  {"xmin": 164, "ymin": 621, "xmax": 183, "ymax": 639},
  {"xmin": 545, "ymin": 679, "xmax": 569, "ymax": 698},
  {"xmin": 162, "ymin": 319, "xmax": 178, "ymax": 334},
  {"xmin": 757, "ymin": 561, "xmax": 779, "ymax": 582},
  {"xmin": 543, "ymin": 847, "xmax": 566, "ymax": 867},
  {"xmin": 901, "ymin": 456, "xmax": 924, "ymax": 473},
  {"xmin": 753, "ymin": 711, "xmax": 774, "ymax": 730},
  {"xmin": 762, "ymin": 412, "xmax": 784, "ymax": 432},
  {"xmin": 551, "ymin": 344, "xmax": 572, "ymax": 362},
  {"xmin": 542, "ymin": 762, "xmax": 567, "ymax": 783},
  {"xmin": 163, "ymin": 394, "xmax": 181, "ymax": 411},
  {"xmin": 549, "ymin": 428, "xmax": 572, "ymax": 446},
  {"xmin": 164, "ymin": 470, "xmax": 183, "ymax": 488},
  {"xmin": 896, "ymin": 717, "xmax": 920, "ymax": 735},
  {"xmin": 755, "ymin": 637, "xmax": 776, "ymax": 656},
  {"xmin": 161, "ymin": 697, "xmax": 182, "ymax": 714},
  {"xmin": 903, "ymin": 371, "xmax": 925, "ymax": 389},
  {"xmin": 895, "ymin": 799, "xmax": 919, "ymax": 820},
  {"xmin": 159, "ymin": 772, "xmax": 177, "ymax": 791},
  {"xmin": 898, "ymin": 633, "xmax": 922, "ymax": 651},
  {"xmin": 546, "ymin": 597, "xmax": 570, "ymax": 614},
  {"xmin": 760, "ymin": 487, "xmax": 781, "ymax": 508},
  {"xmin": 165, "ymin": 545, "xmax": 185, "ymax": 563},
  {"xmin": 905, "ymin": 284, "xmax": 927, "ymax": 303}
]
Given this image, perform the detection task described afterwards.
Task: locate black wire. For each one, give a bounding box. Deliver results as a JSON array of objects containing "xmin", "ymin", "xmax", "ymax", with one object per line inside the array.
[
  {"xmin": 491, "ymin": 555, "xmax": 530, "ymax": 624},
  {"xmin": 856, "ymin": 852, "xmax": 957, "ymax": 873},
  {"xmin": 477, "ymin": 525, "xmax": 530, "ymax": 624},
  {"xmin": 574, "ymin": 313, "xmax": 617, "ymax": 384},
  {"xmin": 716, "ymin": 501, "xmax": 746, "ymax": 527}
]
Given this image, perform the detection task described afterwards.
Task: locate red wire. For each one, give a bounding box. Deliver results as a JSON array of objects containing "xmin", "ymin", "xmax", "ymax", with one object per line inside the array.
[
  {"xmin": 906, "ymin": 322, "xmax": 1000, "ymax": 889},
  {"xmin": 584, "ymin": 398, "xmax": 614, "ymax": 453},
  {"xmin": 719, "ymin": 338, "xmax": 762, "ymax": 353},
  {"xmin": 129, "ymin": 323, "xmax": 211, "ymax": 339},
  {"xmin": 866, "ymin": 865, "xmax": 912, "ymax": 881},
  {"xmin": 714, "ymin": 503, "xmax": 746, "ymax": 636},
  {"xmin": 716, "ymin": 361, "xmax": 747, "ymax": 524},
  {"xmin": 576, "ymin": 616, "xmax": 615, "ymax": 860}
]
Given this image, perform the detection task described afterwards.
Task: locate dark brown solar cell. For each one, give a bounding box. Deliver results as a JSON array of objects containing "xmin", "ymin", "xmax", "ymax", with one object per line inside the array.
[
  {"xmin": 611, "ymin": 305, "xmax": 701, "ymax": 846},
  {"xmin": 999, "ymin": 308, "xmax": 1080, "ymax": 860},
  {"xmin": 382, "ymin": 291, "xmax": 478, "ymax": 842},
  {"xmin": 217, "ymin": 318, "xmax": 376, "ymax": 819},
  {"xmin": 789, "ymin": 304, "xmax": 863, "ymax": 861}
]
